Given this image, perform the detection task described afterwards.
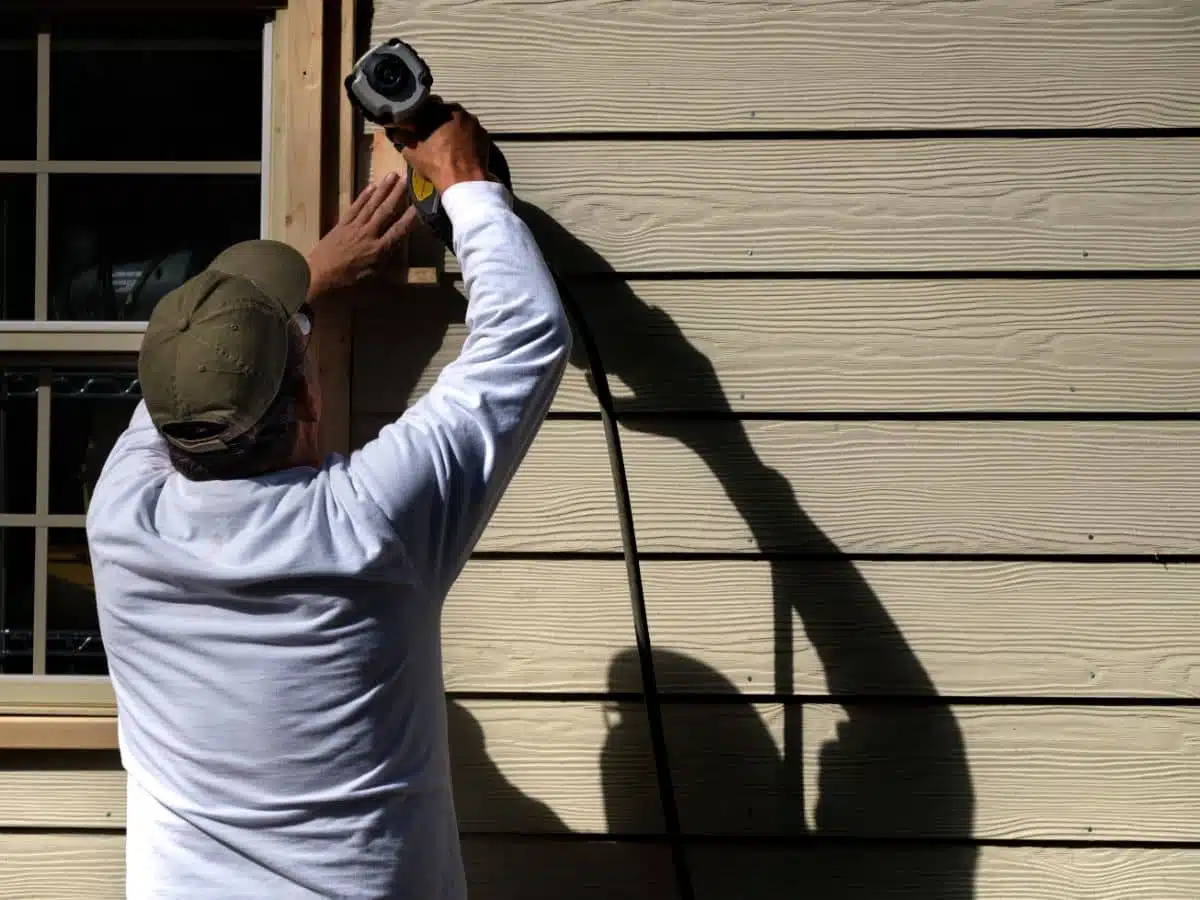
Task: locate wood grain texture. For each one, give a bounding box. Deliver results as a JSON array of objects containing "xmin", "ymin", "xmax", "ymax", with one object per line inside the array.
[
  {"xmin": 689, "ymin": 846, "xmax": 1200, "ymax": 900},
  {"xmin": 1, "ymin": 704, "xmax": 1193, "ymax": 842},
  {"xmin": 0, "ymin": 751, "xmax": 124, "ymax": 828},
  {"xmin": 0, "ymin": 716, "xmax": 117, "ymax": 750},
  {"xmin": 0, "ymin": 701, "xmax": 656, "ymax": 835},
  {"xmin": 353, "ymin": 417, "xmax": 1200, "ymax": 555},
  {"xmin": 372, "ymin": 0, "xmax": 1200, "ymax": 131},
  {"xmin": 0, "ymin": 677, "xmax": 115, "ymax": 716},
  {"xmin": 667, "ymin": 704, "xmax": 1199, "ymax": 840},
  {"xmin": 643, "ymin": 560, "xmax": 1200, "ymax": 697},
  {"xmin": 449, "ymin": 699, "xmax": 662, "ymax": 833},
  {"xmin": 355, "ymin": 278, "xmax": 1200, "ymax": 414},
  {"xmin": 273, "ymin": 0, "xmax": 351, "ymax": 456},
  {"xmin": 443, "ymin": 560, "xmax": 637, "ymax": 693},
  {"xmin": 422, "ymin": 557, "xmax": 1200, "ymax": 696},
  {"xmin": 4, "ymin": 835, "xmax": 1196, "ymax": 900},
  {"xmin": 619, "ymin": 420, "xmax": 1200, "ymax": 555},
  {"xmin": 435, "ymin": 139, "xmax": 1200, "ymax": 273},
  {"xmin": 350, "ymin": 416, "xmax": 623, "ymax": 552},
  {"xmin": 0, "ymin": 833, "xmax": 124, "ymax": 900}
]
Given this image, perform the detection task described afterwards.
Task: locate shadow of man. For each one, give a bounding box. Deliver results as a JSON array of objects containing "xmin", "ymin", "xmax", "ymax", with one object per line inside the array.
[
  {"xmin": 512, "ymin": 200, "xmax": 977, "ymax": 900},
  {"xmin": 347, "ymin": 191, "xmax": 977, "ymax": 898},
  {"xmin": 446, "ymin": 699, "xmax": 678, "ymax": 899}
]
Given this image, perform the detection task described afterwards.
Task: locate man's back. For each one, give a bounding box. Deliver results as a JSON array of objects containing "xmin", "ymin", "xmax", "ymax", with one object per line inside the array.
[
  {"xmin": 89, "ymin": 452, "xmax": 461, "ymax": 898},
  {"xmin": 87, "ymin": 167, "xmax": 570, "ymax": 898}
]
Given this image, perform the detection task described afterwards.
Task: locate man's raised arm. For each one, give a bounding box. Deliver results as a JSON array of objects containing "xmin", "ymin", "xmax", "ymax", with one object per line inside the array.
[{"xmin": 342, "ymin": 104, "xmax": 571, "ymax": 594}]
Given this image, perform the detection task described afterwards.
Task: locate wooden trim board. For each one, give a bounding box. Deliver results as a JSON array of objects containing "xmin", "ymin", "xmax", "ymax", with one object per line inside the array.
[{"xmin": 0, "ymin": 717, "xmax": 117, "ymax": 750}]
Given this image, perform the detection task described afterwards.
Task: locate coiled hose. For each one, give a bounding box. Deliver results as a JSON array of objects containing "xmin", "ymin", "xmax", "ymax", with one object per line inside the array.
[{"xmin": 549, "ymin": 270, "xmax": 696, "ymax": 900}]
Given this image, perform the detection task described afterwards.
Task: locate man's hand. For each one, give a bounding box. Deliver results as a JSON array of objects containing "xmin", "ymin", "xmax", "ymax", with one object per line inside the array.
[
  {"xmin": 306, "ymin": 171, "xmax": 418, "ymax": 301},
  {"xmin": 387, "ymin": 99, "xmax": 492, "ymax": 196}
]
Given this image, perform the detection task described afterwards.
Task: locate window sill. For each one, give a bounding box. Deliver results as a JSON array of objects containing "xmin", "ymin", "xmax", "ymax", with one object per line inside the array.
[{"xmin": 0, "ymin": 675, "xmax": 116, "ymax": 717}]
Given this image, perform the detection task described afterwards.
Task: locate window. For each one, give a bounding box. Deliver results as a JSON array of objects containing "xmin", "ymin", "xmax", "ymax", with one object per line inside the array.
[{"xmin": 0, "ymin": 9, "xmax": 272, "ymax": 677}]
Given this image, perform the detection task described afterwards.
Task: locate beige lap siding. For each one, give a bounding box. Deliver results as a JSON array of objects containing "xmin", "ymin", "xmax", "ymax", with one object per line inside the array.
[{"xmin": 6, "ymin": 834, "xmax": 1200, "ymax": 900}]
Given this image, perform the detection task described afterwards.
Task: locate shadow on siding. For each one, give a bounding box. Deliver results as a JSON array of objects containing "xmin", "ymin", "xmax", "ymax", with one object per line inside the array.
[
  {"xmin": 519, "ymin": 200, "xmax": 978, "ymax": 900},
  {"xmin": 354, "ymin": 196, "xmax": 977, "ymax": 897}
]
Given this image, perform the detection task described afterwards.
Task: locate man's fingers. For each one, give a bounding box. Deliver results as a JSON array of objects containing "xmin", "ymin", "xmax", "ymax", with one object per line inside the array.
[
  {"xmin": 357, "ymin": 170, "xmax": 401, "ymax": 223},
  {"xmin": 366, "ymin": 173, "xmax": 410, "ymax": 232},
  {"xmin": 380, "ymin": 204, "xmax": 419, "ymax": 247},
  {"xmin": 344, "ymin": 181, "xmax": 377, "ymax": 221}
]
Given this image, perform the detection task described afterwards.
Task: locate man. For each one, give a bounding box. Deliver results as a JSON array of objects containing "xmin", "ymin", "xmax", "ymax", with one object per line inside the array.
[{"xmin": 86, "ymin": 103, "xmax": 570, "ymax": 898}]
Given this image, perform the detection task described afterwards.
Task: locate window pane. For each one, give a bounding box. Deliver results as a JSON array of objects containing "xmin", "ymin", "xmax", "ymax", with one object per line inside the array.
[
  {"xmin": 49, "ymin": 368, "xmax": 140, "ymax": 516},
  {"xmin": 0, "ymin": 528, "xmax": 35, "ymax": 675},
  {"xmin": 0, "ymin": 175, "xmax": 36, "ymax": 319},
  {"xmin": 48, "ymin": 528, "xmax": 106, "ymax": 675},
  {"xmin": 48, "ymin": 173, "xmax": 260, "ymax": 321},
  {"xmin": 49, "ymin": 14, "xmax": 264, "ymax": 161},
  {"xmin": 0, "ymin": 19, "xmax": 37, "ymax": 160},
  {"xmin": 0, "ymin": 368, "xmax": 37, "ymax": 514}
]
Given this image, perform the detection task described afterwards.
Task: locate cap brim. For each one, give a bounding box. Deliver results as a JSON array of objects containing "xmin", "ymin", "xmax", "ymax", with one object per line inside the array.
[{"xmin": 207, "ymin": 239, "xmax": 310, "ymax": 315}]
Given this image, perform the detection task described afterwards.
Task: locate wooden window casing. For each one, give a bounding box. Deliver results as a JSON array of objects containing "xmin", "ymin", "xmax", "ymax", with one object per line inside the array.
[{"xmin": 0, "ymin": 0, "xmax": 358, "ymax": 746}]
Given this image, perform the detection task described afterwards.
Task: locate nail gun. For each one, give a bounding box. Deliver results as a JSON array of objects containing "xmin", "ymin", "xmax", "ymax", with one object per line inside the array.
[{"xmin": 343, "ymin": 38, "xmax": 512, "ymax": 247}]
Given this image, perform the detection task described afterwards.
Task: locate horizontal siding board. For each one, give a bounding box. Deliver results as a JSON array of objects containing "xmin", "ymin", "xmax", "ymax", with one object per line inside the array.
[
  {"xmin": 0, "ymin": 701, "xmax": 659, "ymax": 834},
  {"xmin": 620, "ymin": 420, "xmax": 1200, "ymax": 555},
  {"xmin": 10, "ymin": 703, "xmax": 1194, "ymax": 840},
  {"xmin": 443, "ymin": 560, "xmax": 637, "ymax": 693},
  {"xmin": 353, "ymin": 418, "xmax": 1200, "ymax": 555},
  {"xmin": 4, "ymin": 835, "xmax": 1197, "ymax": 899},
  {"xmin": 642, "ymin": 560, "xmax": 1200, "ymax": 698},
  {"xmin": 355, "ymin": 279, "xmax": 1200, "ymax": 414},
  {"xmin": 0, "ymin": 833, "xmax": 125, "ymax": 900},
  {"xmin": 462, "ymin": 837, "xmax": 679, "ymax": 900},
  {"xmin": 432, "ymin": 139, "xmax": 1200, "ymax": 273},
  {"xmin": 450, "ymin": 699, "xmax": 662, "ymax": 833},
  {"xmin": 412, "ymin": 558, "xmax": 1200, "ymax": 696},
  {"xmin": 0, "ymin": 751, "xmax": 125, "ymax": 828},
  {"xmin": 351, "ymin": 418, "xmax": 622, "ymax": 552},
  {"xmin": 689, "ymin": 846, "xmax": 1200, "ymax": 900},
  {"xmin": 374, "ymin": 0, "xmax": 1200, "ymax": 131},
  {"xmin": 669, "ymin": 704, "xmax": 1199, "ymax": 841}
]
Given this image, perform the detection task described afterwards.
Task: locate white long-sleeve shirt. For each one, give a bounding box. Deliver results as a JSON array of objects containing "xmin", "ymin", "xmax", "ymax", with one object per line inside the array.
[{"xmin": 86, "ymin": 180, "xmax": 571, "ymax": 899}]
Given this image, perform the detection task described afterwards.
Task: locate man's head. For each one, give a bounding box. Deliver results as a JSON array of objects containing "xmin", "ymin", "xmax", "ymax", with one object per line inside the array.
[{"xmin": 138, "ymin": 239, "xmax": 323, "ymax": 480}]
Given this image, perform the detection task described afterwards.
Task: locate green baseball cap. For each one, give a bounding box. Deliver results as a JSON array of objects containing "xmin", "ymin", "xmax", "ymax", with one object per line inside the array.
[{"xmin": 138, "ymin": 239, "xmax": 312, "ymax": 455}]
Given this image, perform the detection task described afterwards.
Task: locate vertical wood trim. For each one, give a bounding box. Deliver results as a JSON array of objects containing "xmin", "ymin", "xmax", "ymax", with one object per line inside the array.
[
  {"xmin": 266, "ymin": 8, "xmax": 289, "ymax": 240},
  {"xmin": 278, "ymin": 0, "xmax": 322, "ymax": 256},
  {"xmin": 337, "ymin": 0, "xmax": 357, "ymax": 210},
  {"xmin": 259, "ymin": 18, "xmax": 274, "ymax": 238},
  {"xmin": 264, "ymin": 1, "xmax": 361, "ymax": 457},
  {"xmin": 270, "ymin": 0, "xmax": 352, "ymax": 458},
  {"xmin": 309, "ymin": 0, "xmax": 351, "ymax": 457}
]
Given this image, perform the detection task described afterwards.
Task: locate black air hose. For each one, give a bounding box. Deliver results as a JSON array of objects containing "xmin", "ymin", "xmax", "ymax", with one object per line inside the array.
[{"xmin": 548, "ymin": 270, "xmax": 696, "ymax": 900}]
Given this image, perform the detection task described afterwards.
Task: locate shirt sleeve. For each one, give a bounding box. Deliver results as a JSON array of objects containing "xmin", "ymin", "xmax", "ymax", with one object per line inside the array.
[
  {"xmin": 95, "ymin": 399, "xmax": 174, "ymax": 483},
  {"xmin": 340, "ymin": 180, "xmax": 572, "ymax": 595}
]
